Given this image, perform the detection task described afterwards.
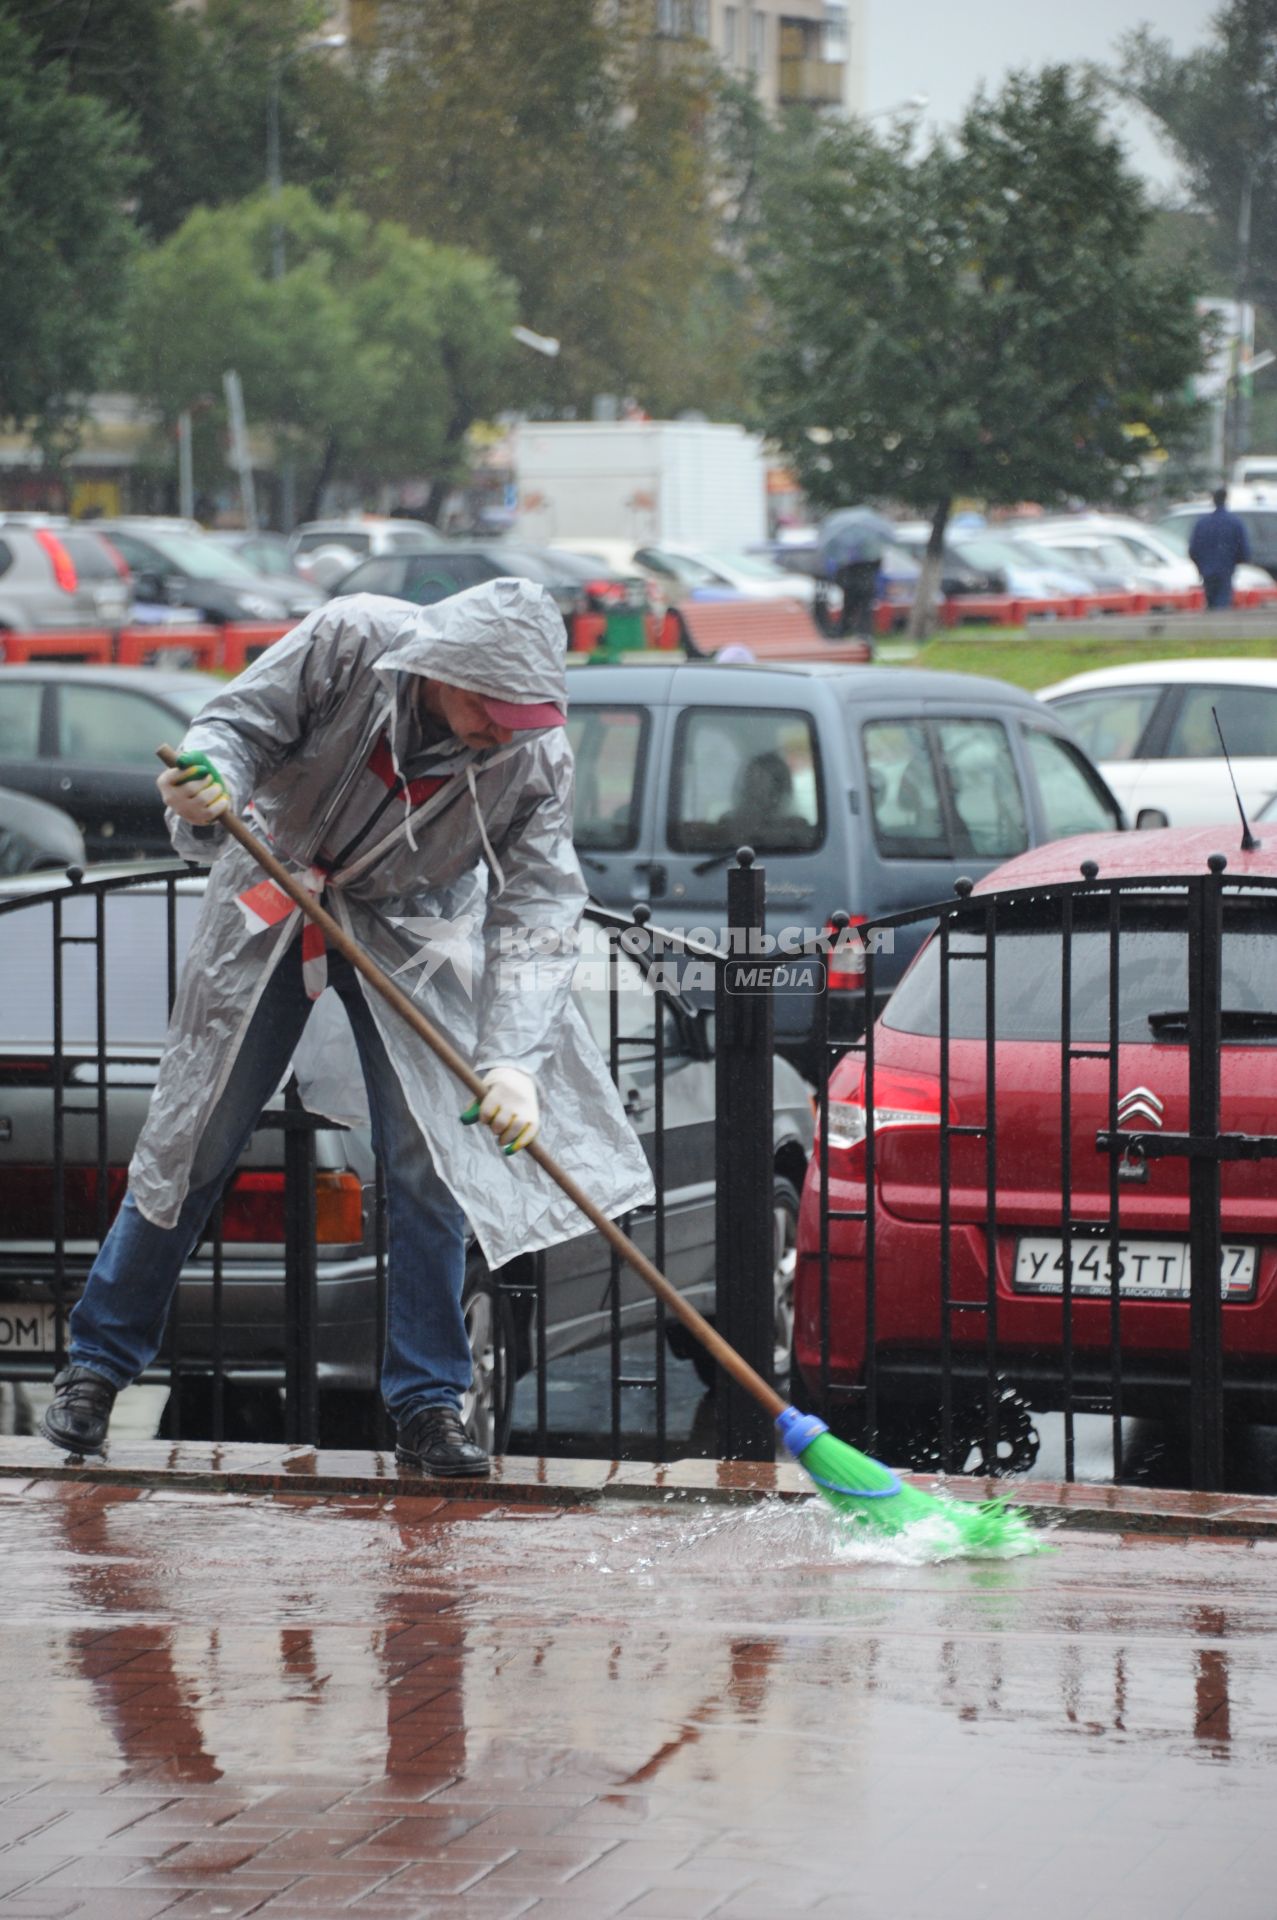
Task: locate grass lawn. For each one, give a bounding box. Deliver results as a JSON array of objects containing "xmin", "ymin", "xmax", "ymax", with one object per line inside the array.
[{"xmin": 908, "ymin": 628, "xmax": 1277, "ymax": 692}]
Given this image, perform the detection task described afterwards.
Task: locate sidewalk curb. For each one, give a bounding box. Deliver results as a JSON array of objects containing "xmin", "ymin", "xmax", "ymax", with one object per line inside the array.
[{"xmin": 3, "ymin": 1439, "xmax": 1276, "ymax": 1539}]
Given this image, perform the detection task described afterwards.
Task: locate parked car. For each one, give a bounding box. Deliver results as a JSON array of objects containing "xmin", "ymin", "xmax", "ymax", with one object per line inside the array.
[
  {"xmin": 207, "ymin": 530, "xmax": 317, "ymax": 587},
  {"xmin": 289, "ymin": 517, "xmax": 447, "ymax": 590},
  {"xmin": 792, "ymin": 826, "xmax": 1277, "ymax": 1464},
  {"xmin": 327, "ymin": 546, "xmax": 582, "ymax": 626},
  {"xmin": 0, "ymin": 524, "xmax": 131, "ymax": 638},
  {"xmin": 0, "ymin": 666, "xmax": 223, "ymax": 860},
  {"xmin": 1003, "ymin": 528, "xmax": 1142, "ymax": 593},
  {"xmin": 0, "ymin": 786, "xmax": 85, "ymax": 877},
  {"xmin": 564, "ymin": 662, "xmax": 1124, "ymax": 1079},
  {"xmin": 1040, "ymin": 659, "xmax": 1277, "ymax": 828},
  {"xmin": 632, "ymin": 541, "xmax": 823, "ymax": 610},
  {"xmin": 1032, "ymin": 513, "xmax": 1276, "ymax": 600},
  {"xmin": 948, "ymin": 533, "xmax": 1099, "ymax": 600},
  {"xmin": 328, "ymin": 545, "xmax": 659, "ymax": 655},
  {"xmin": 1156, "ymin": 499, "xmax": 1277, "ymax": 584},
  {"xmin": 93, "ymin": 521, "xmax": 323, "ymax": 624},
  {"xmin": 878, "ymin": 526, "xmax": 1006, "ymax": 596},
  {"xmin": 0, "ymin": 876, "xmax": 813, "ymax": 1446}
]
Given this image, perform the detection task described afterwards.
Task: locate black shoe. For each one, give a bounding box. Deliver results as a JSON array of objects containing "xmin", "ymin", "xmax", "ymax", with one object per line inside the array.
[
  {"xmin": 41, "ymin": 1365, "xmax": 118, "ymax": 1456},
  {"xmin": 395, "ymin": 1404, "xmax": 490, "ymax": 1478}
]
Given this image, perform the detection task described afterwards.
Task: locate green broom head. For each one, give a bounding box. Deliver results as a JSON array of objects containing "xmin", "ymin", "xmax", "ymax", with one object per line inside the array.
[{"xmin": 775, "ymin": 1408, "xmax": 1043, "ymax": 1559}]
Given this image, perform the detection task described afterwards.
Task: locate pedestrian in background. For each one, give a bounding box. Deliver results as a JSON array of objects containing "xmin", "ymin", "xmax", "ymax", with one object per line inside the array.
[{"xmin": 1189, "ymin": 488, "xmax": 1252, "ymax": 609}]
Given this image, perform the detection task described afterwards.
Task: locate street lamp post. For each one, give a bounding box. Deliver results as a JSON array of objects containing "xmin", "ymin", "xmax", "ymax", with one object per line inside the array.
[{"xmin": 266, "ymin": 32, "xmax": 346, "ymax": 527}]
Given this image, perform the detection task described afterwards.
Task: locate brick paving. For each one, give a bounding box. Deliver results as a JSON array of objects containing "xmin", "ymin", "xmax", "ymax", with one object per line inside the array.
[{"xmin": 0, "ymin": 1447, "xmax": 1275, "ymax": 1917}]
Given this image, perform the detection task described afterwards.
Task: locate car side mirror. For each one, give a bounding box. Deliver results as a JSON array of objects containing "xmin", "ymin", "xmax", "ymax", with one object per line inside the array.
[
  {"xmin": 1136, "ymin": 807, "xmax": 1170, "ymax": 830},
  {"xmin": 133, "ymin": 571, "xmax": 164, "ymax": 602}
]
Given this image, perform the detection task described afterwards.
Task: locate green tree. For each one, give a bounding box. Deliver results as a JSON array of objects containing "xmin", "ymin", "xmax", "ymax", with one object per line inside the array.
[
  {"xmin": 122, "ymin": 190, "xmax": 520, "ymax": 517},
  {"xmin": 1118, "ymin": 1, "xmax": 1277, "ymax": 309},
  {"xmin": 0, "ymin": 11, "xmax": 140, "ymax": 457},
  {"xmin": 343, "ymin": 0, "xmax": 746, "ymax": 418},
  {"xmin": 754, "ymin": 67, "xmax": 1209, "ymax": 631},
  {"xmin": 6, "ymin": 0, "xmax": 360, "ymax": 238}
]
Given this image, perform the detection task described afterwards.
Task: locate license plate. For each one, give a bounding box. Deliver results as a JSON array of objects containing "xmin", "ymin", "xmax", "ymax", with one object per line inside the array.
[
  {"xmin": 0, "ymin": 1303, "xmax": 60, "ymax": 1352},
  {"xmin": 1013, "ymin": 1237, "xmax": 1257, "ymax": 1301}
]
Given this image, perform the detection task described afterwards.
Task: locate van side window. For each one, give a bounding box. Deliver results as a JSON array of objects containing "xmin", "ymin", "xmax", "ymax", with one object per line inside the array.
[
  {"xmin": 1024, "ymin": 728, "xmax": 1121, "ymax": 837},
  {"xmin": 863, "ymin": 720, "xmax": 946, "ymax": 856},
  {"xmin": 935, "ymin": 719, "xmax": 1028, "ymax": 857},
  {"xmin": 567, "ymin": 706, "xmax": 649, "ymax": 850},
  {"xmin": 669, "ymin": 708, "xmax": 822, "ymax": 855},
  {"xmin": 863, "ymin": 717, "xmax": 1028, "ymax": 859}
]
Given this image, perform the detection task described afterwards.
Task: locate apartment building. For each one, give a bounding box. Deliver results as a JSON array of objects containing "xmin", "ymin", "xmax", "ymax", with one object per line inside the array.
[
  {"xmin": 328, "ymin": 1, "xmax": 867, "ymax": 119},
  {"xmin": 655, "ymin": 0, "xmax": 865, "ymax": 115}
]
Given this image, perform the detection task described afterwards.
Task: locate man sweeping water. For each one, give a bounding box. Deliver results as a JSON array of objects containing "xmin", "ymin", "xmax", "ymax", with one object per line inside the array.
[{"xmin": 41, "ymin": 578, "xmax": 653, "ymax": 1472}]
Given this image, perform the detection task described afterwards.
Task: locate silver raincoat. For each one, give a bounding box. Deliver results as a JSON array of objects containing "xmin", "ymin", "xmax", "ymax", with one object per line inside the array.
[{"xmin": 129, "ymin": 580, "xmax": 654, "ymax": 1264}]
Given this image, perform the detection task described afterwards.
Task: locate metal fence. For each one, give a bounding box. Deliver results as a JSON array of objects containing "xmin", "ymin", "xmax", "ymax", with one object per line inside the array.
[
  {"xmin": 0, "ymin": 848, "xmax": 1262, "ymax": 1492},
  {"xmin": 800, "ymin": 853, "xmax": 1277, "ymax": 1494},
  {"xmin": 0, "ymin": 860, "xmax": 798, "ymax": 1464}
]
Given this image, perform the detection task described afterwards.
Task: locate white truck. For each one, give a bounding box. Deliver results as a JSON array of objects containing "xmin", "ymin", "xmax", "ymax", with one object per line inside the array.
[{"xmin": 512, "ymin": 420, "xmax": 769, "ymax": 550}]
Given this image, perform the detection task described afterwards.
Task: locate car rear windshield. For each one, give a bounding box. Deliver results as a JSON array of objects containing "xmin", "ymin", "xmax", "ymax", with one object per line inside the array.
[
  {"xmin": 883, "ymin": 896, "xmax": 1277, "ymax": 1044},
  {"xmin": 61, "ymin": 533, "xmax": 124, "ymax": 581}
]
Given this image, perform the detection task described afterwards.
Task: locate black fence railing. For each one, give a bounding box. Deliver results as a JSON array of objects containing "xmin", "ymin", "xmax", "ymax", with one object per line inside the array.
[
  {"xmin": 0, "ymin": 860, "xmax": 806, "ymax": 1464},
  {"xmin": 800, "ymin": 852, "xmax": 1277, "ymax": 1494},
  {"xmin": 0, "ymin": 847, "xmax": 1259, "ymax": 1493}
]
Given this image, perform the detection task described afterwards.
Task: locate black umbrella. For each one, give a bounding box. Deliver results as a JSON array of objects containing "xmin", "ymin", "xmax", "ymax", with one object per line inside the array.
[{"xmin": 817, "ymin": 508, "xmax": 898, "ymax": 571}]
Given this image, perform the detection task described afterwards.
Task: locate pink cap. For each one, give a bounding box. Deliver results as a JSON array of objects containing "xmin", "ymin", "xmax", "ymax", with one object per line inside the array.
[{"xmin": 482, "ymin": 696, "xmax": 566, "ymax": 730}]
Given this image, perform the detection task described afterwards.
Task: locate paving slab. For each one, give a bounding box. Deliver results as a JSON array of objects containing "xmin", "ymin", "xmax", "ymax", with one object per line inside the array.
[{"xmin": 0, "ymin": 1444, "xmax": 1276, "ymax": 1916}]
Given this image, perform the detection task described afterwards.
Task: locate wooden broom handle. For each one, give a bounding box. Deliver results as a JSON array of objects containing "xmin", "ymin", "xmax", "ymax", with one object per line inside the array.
[{"xmin": 158, "ymin": 745, "xmax": 786, "ymax": 1421}]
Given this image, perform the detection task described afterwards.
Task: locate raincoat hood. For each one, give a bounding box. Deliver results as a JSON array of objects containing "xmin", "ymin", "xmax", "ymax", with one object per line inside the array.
[{"xmin": 374, "ymin": 577, "xmax": 569, "ymax": 711}]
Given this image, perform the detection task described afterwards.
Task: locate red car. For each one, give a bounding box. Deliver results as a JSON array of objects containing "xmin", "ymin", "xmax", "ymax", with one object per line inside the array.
[{"xmin": 793, "ymin": 827, "xmax": 1277, "ymax": 1466}]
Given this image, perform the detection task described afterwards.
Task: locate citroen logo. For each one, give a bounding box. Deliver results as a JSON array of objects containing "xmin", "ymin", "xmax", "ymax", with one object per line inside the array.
[{"xmin": 1117, "ymin": 1086, "xmax": 1164, "ymax": 1129}]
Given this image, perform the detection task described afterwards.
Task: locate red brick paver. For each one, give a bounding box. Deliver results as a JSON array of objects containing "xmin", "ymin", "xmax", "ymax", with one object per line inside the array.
[{"xmin": 1, "ymin": 1460, "xmax": 1277, "ymax": 1917}]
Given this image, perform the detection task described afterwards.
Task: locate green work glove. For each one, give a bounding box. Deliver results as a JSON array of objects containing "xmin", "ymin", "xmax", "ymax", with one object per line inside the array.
[
  {"xmin": 174, "ymin": 749, "xmax": 226, "ymax": 790},
  {"xmin": 165, "ymin": 749, "xmax": 233, "ymax": 823}
]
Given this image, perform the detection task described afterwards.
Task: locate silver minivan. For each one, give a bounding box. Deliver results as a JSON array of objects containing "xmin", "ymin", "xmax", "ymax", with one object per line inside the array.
[{"xmin": 566, "ymin": 660, "xmax": 1125, "ymax": 1079}]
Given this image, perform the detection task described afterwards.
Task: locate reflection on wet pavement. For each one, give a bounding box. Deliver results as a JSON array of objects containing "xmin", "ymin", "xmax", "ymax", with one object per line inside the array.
[{"xmin": 0, "ymin": 1480, "xmax": 1275, "ymax": 1917}]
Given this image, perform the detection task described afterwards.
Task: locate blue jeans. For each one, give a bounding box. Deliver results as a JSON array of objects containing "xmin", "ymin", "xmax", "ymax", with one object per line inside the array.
[
  {"xmin": 68, "ymin": 935, "xmax": 473, "ymax": 1422},
  {"xmin": 1203, "ymin": 573, "xmax": 1235, "ymax": 609}
]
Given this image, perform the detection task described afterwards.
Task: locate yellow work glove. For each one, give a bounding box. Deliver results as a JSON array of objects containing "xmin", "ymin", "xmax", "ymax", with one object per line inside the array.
[{"xmin": 460, "ymin": 1065, "xmax": 540, "ymax": 1155}]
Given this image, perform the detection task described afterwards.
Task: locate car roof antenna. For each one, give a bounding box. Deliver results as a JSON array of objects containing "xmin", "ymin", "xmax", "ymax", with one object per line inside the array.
[{"xmin": 1212, "ymin": 705, "xmax": 1259, "ymax": 851}]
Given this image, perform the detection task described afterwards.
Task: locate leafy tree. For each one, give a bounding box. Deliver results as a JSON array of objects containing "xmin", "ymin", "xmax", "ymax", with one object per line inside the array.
[
  {"xmin": 754, "ymin": 67, "xmax": 1210, "ymax": 631},
  {"xmin": 7, "ymin": 0, "xmax": 360, "ymax": 238},
  {"xmin": 342, "ymin": 0, "xmax": 748, "ymax": 418},
  {"xmin": 122, "ymin": 190, "xmax": 520, "ymax": 518},
  {"xmin": 0, "ymin": 11, "xmax": 140, "ymax": 457},
  {"xmin": 1118, "ymin": 0, "xmax": 1277, "ymax": 311}
]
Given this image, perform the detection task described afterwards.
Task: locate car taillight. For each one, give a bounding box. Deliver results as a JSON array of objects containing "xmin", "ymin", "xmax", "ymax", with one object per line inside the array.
[
  {"xmin": 219, "ymin": 1169, "xmax": 364, "ymax": 1244},
  {"xmin": 825, "ymin": 915, "xmax": 868, "ymax": 991},
  {"xmin": 819, "ymin": 1066, "xmax": 953, "ymax": 1156},
  {"xmin": 35, "ymin": 530, "xmax": 79, "ymax": 594},
  {"xmin": 0, "ymin": 1166, "xmax": 129, "ymax": 1237}
]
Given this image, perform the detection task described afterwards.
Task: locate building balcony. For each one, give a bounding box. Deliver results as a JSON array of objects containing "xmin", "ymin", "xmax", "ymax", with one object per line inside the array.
[{"xmin": 777, "ymin": 56, "xmax": 845, "ymax": 106}]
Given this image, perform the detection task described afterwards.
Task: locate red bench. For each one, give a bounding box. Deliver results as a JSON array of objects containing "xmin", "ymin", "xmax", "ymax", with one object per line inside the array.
[
  {"xmin": 219, "ymin": 622, "xmax": 297, "ymax": 674},
  {"xmin": 672, "ymin": 597, "xmax": 871, "ymax": 664},
  {"xmin": 0, "ymin": 628, "xmax": 113, "ymax": 664},
  {"xmin": 115, "ymin": 624, "xmax": 222, "ymax": 671}
]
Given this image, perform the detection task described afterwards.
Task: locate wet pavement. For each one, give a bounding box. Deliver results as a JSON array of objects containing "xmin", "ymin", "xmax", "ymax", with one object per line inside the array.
[{"xmin": 0, "ymin": 1447, "xmax": 1276, "ymax": 1918}]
